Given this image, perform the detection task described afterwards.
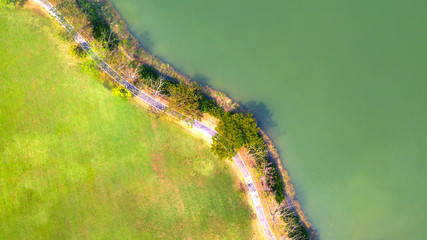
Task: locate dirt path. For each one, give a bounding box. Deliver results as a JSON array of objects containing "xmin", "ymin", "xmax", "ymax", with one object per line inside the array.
[{"xmin": 33, "ymin": 0, "xmax": 275, "ymax": 239}]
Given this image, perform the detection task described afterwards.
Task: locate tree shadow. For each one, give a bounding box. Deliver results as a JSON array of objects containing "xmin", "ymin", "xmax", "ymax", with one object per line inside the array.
[
  {"xmin": 192, "ymin": 72, "xmax": 210, "ymax": 85},
  {"xmin": 244, "ymin": 101, "xmax": 277, "ymax": 132},
  {"xmin": 137, "ymin": 31, "xmax": 154, "ymax": 52}
]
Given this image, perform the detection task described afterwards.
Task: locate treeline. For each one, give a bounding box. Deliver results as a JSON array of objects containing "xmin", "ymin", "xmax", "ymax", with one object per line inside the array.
[{"xmin": 53, "ymin": 0, "xmax": 308, "ymax": 238}]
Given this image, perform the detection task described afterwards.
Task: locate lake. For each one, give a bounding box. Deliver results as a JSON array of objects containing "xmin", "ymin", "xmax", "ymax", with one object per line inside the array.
[{"xmin": 108, "ymin": 0, "xmax": 427, "ymax": 239}]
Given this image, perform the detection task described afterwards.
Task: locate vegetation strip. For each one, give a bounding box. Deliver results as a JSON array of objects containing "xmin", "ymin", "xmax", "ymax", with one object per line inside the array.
[{"xmin": 33, "ymin": 0, "xmax": 276, "ymax": 239}]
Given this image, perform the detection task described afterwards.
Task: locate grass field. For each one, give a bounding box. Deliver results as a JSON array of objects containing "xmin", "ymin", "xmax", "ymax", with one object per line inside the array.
[{"xmin": 0, "ymin": 7, "xmax": 255, "ymax": 239}]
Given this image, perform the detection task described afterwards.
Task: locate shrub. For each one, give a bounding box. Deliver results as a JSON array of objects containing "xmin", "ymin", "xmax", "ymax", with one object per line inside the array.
[
  {"xmin": 112, "ymin": 85, "xmax": 132, "ymax": 99},
  {"xmin": 80, "ymin": 60, "xmax": 98, "ymax": 77},
  {"xmin": 70, "ymin": 45, "xmax": 86, "ymax": 58}
]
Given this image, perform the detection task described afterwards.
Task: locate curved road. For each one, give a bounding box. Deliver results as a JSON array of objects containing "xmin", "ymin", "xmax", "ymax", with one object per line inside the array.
[{"xmin": 34, "ymin": 0, "xmax": 276, "ymax": 239}]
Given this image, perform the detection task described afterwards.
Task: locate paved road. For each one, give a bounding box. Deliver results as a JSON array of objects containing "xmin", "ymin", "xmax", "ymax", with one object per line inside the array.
[{"xmin": 34, "ymin": 1, "xmax": 275, "ymax": 239}]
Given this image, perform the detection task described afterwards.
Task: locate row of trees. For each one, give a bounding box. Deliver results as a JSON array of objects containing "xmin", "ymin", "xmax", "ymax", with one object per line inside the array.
[
  {"xmin": 210, "ymin": 111, "xmax": 309, "ymax": 239},
  {"xmin": 55, "ymin": 0, "xmax": 308, "ymax": 238},
  {"xmin": 211, "ymin": 113, "xmax": 285, "ymax": 202},
  {"xmin": 134, "ymin": 65, "xmax": 225, "ymax": 120},
  {"xmin": 57, "ymin": 0, "xmax": 224, "ymax": 121}
]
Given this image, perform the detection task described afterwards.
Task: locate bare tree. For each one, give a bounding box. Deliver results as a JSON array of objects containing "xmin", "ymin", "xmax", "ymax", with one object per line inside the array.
[
  {"xmin": 271, "ymin": 202, "xmax": 308, "ymax": 240},
  {"xmin": 121, "ymin": 62, "xmax": 141, "ymax": 82},
  {"xmin": 100, "ymin": 27, "xmax": 118, "ymax": 49},
  {"xmin": 245, "ymin": 144, "xmax": 268, "ymax": 165},
  {"xmin": 150, "ymin": 76, "xmax": 166, "ymax": 96}
]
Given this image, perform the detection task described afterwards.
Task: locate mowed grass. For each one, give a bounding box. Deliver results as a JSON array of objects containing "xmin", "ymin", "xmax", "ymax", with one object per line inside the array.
[{"xmin": 0, "ymin": 8, "xmax": 254, "ymax": 239}]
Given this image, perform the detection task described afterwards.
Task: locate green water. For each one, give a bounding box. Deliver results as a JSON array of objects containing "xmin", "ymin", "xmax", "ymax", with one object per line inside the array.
[{"xmin": 108, "ymin": 0, "xmax": 427, "ymax": 239}]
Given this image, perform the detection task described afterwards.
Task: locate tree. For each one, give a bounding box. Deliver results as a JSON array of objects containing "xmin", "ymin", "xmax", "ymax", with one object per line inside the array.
[
  {"xmin": 216, "ymin": 112, "xmax": 262, "ymax": 148},
  {"xmin": 198, "ymin": 97, "xmax": 224, "ymax": 118},
  {"xmin": 150, "ymin": 76, "xmax": 166, "ymax": 96},
  {"xmin": 99, "ymin": 27, "xmax": 119, "ymax": 50},
  {"xmin": 138, "ymin": 65, "xmax": 159, "ymax": 81},
  {"xmin": 121, "ymin": 60, "xmax": 141, "ymax": 82},
  {"xmin": 245, "ymin": 144, "xmax": 268, "ymax": 163},
  {"xmin": 169, "ymin": 82, "xmax": 201, "ymax": 120},
  {"xmin": 211, "ymin": 112, "xmax": 262, "ymax": 159},
  {"xmin": 272, "ymin": 203, "xmax": 309, "ymax": 240},
  {"xmin": 56, "ymin": 0, "xmax": 90, "ymax": 32},
  {"xmin": 211, "ymin": 134, "xmax": 235, "ymax": 160},
  {"xmin": 75, "ymin": 0, "xmax": 119, "ymax": 50}
]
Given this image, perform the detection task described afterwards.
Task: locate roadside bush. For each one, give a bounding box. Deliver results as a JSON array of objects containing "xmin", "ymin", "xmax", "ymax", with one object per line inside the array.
[
  {"xmin": 138, "ymin": 65, "xmax": 158, "ymax": 80},
  {"xmin": 80, "ymin": 60, "xmax": 98, "ymax": 77},
  {"xmin": 70, "ymin": 45, "xmax": 86, "ymax": 58},
  {"xmin": 56, "ymin": 30, "xmax": 74, "ymax": 43},
  {"xmin": 112, "ymin": 85, "xmax": 132, "ymax": 99}
]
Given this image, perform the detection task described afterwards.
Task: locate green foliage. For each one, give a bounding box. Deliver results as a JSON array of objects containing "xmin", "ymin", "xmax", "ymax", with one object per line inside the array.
[
  {"xmin": 255, "ymin": 154, "xmax": 285, "ymax": 202},
  {"xmin": 75, "ymin": 0, "xmax": 118, "ymax": 50},
  {"xmin": 0, "ymin": 0, "xmax": 21, "ymax": 6},
  {"xmin": 160, "ymin": 78, "xmax": 177, "ymax": 96},
  {"xmin": 138, "ymin": 64, "xmax": 159, "ymax": 80},
  {"xmin": 280, "ymin": 208, "xmax": 309, "ymax": 239},
  {"xmin": 169, "ymin": 82, "xmax": 201, "ymax": 119},
  {"xmin": 212, "ymin": 112, "xmax": 286, "ymax": 203},
  {"xmin": 79, "ymin": 59, "xmax": 99, "ymax": 77},
  {"xmin": 211, "ymin": 135, "xmax": 235, "ymax": 160},
  {"xmin": 0, "ymin": 0, "xmax": 22, "ymax": 8},
  {"xmin": 198, "ymin": 96, "xmax": 225, "ymax": 118},
  {"xmin": 70, "ymin": 45, "xmax": 86, "ymax": 58},
  {"xmin": 214, "ymin": 112, "xmax": 262, "ymax": 152},
  {"xmin": 56, "ymin": 29, "xmax": 74, "ymax": 43},
  {"xmin": 135, "ymin": 65, "xmax": 177, "ymax": 96},
  {"xmin": 112, "ymin": 85, "xmax": 132, "ymax": 99}
]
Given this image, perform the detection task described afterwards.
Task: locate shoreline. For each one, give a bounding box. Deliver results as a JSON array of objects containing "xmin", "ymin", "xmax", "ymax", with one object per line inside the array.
[
  {"xmin": 36, "ymin": 0, "xmax": 316, "ymax": 238},
  {"xmin": 101, "ymin": 0, "xmax": 317, "ymax": 238}
]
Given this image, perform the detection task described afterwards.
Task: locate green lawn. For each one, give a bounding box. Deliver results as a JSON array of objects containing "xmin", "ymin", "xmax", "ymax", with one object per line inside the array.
[{"xmin": 0, "ymin": 8, "xmax": 253, "ymax": 239}]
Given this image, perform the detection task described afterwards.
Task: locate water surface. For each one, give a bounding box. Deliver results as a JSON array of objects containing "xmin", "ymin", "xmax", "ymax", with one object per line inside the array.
[{"xmin": 108, "ymin": 0, "xmax": 427, "ymax": 239}]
